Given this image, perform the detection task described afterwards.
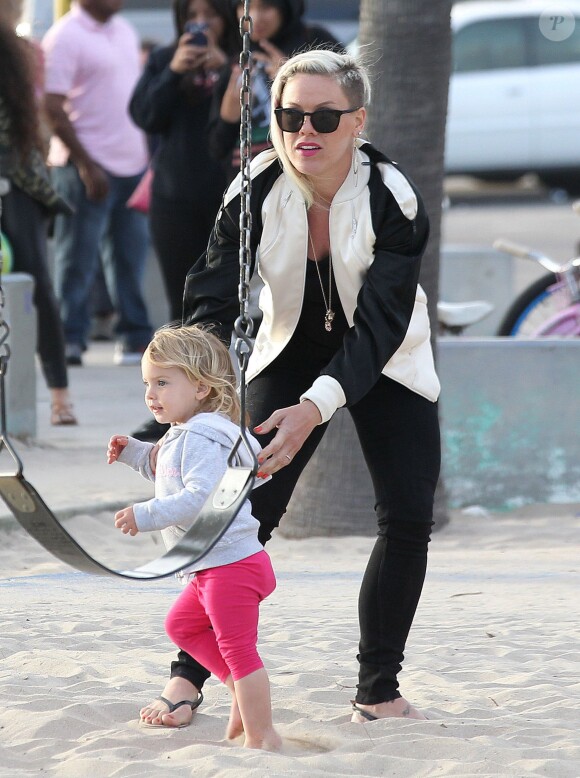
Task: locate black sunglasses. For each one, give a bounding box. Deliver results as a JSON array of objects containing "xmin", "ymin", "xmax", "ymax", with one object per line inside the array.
[{"xmin": 274, "ymin": 107, "xmax": 360, "ymax": 134}]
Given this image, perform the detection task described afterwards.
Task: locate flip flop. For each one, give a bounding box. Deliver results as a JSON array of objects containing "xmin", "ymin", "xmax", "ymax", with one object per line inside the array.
[
  {"xmin": 139, "ymin": 692, "xmax": 204, "ymax": 729},
  {"xmin": 350, "ymin": 700, "xmax": 378, "ymax": 722}
]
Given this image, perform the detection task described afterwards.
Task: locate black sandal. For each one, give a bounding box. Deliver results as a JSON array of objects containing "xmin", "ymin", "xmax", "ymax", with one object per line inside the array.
[
  {"xmin": 351, "ymin": 700, "xmax": 378, "ymax": 722},
  {"xmin": 140, "ymin": 691, "xmax": 204, "ymax": 729}
]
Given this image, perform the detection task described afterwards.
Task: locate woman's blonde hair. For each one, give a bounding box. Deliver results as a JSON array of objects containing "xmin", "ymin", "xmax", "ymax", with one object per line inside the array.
[
  {"xmin": 270, "ymin": 48, "xmax": 372, "ymax": 208},
  {"xmin": 144, "ymin": 325, "xmax": 241, "ymax": 423}
]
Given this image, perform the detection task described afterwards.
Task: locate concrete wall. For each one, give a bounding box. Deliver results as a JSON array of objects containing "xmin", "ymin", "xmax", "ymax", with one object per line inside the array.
[
  {"xmin": 439, "ymin": 246, "xmax": 514, "ymax": 335},
  {"xmin": 438, "ymin": 337, "xmax": 580, "ymax": 509},
  {"xmin": 2, "ymin": 273, "xmax": 37, "ymax": 438}
]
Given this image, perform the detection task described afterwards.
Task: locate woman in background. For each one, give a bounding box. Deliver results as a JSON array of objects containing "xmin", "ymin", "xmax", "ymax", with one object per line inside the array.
[
  {"xmin": 0, "ymin": 5, "xmax": 77, "ymax": 426},
  {"xmin": 129, "ymin": 0, "xmax": 239, "ymax": 442},
  {"xmin": 130, "ymin": 0, "xmax": 240, "ymax": 325}
]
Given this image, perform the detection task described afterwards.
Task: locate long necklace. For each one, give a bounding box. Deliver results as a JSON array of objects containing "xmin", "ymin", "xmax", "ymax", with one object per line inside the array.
[{"xmin": 308, "ymin": 232, "xmax": 335, "ymax": 332}]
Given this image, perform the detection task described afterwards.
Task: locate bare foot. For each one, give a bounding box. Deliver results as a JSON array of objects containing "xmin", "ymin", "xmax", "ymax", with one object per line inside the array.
[
  {"xmin": 244, "ymin": 727, "xmax": 283, "ymax": 751},
  {"xmin": 351, "ymin": 697, "xmax": 427, "ymax": 722},
  {"xmin": 225, "ymin": 696, "xmax": 244, "ymax": 740},
  {"xmin": 140, "ymin": 677, "xmax": 201, "ymax": 728}
]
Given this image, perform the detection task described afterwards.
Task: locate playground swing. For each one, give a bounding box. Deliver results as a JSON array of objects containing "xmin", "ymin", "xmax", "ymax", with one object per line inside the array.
[{"xmin": 0, "ymin": 4, "xmax": 258, "ymax": 580}]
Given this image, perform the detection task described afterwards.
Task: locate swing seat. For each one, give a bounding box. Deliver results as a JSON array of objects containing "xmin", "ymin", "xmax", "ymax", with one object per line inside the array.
[
  {"xmin": 0, "ymin": 24, "xmax": 259, "ymax": 580},
  {"xmin": 0, "ymin": 465, "xmax": 255, "ymax": 580}
]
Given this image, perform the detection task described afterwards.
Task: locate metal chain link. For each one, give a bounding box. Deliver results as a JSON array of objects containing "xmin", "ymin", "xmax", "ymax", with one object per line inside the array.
[
  {"xmin": 234, "ymin": 1, "xmax": 254, "ymax": 429},
  {"xmin": 0, "ymin": 178, "xmax": 12, "ymax": 438}
]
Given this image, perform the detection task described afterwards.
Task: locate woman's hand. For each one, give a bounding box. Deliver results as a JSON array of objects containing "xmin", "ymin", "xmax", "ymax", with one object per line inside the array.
[
  {"xmin": 254, "ymin": 400, "xmax": 322, "ymax": 475},
  {"xmin": 220, "ymin": 65, "xmax": 243, "ymax": 122},
  {"xmin": 170, "ymin": 32, "xmax": 227, "ymax": 75},
  {"xmin": 107, "ymin": 435, "xmax": 128, "ymax": 464},
  {"xmin": 114, "ymin": 506, "xmax": 138, "ymax": 536},
  {"xmin": 253, "ymin": 39, "xmax": 286, "ymax": 80},
  {"xmin": 204, "ymin": 42, "xmax": 227, "ymax": 71},
  {"xmin": 77, "ymin": 159, "xmax": 109, "ymax": 202}
]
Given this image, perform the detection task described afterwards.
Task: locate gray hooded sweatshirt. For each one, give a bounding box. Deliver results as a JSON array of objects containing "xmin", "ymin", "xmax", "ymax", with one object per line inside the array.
[{"xmin": 117, "ymin": 412, "xmax": 264, "ymax": 578}]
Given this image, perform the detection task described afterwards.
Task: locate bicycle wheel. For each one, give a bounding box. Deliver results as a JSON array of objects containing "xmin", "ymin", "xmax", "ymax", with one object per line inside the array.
[
  {"xmin": 534, "ymin": 306, "xmax": 580, "ymax": 336},
  {"xmin": 497, "ymin": 272, "xmax": 567, "ymax": 336}
]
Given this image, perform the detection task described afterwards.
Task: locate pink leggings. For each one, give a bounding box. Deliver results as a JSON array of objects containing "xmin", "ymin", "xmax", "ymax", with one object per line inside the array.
[{"xmin": 165, "ymin": 551, "xmax": 276, "ymax": 683}]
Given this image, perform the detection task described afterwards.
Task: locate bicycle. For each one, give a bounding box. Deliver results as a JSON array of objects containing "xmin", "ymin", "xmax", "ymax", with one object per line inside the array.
[{"xmin": 495, "ymin": 201, "xmax": 580, "ymax": 336}]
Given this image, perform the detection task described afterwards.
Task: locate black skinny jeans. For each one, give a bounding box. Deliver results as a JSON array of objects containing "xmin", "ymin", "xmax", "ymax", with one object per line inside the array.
[
  {"xmin": 171, "ymin": 354, "xmax": 441, "ymax": 704},
  {"xmin": 149, "ymin": 196, "xmax": 223, "ymax": 324},
  {"xmin": 2, "ymin": 185, "xmax": 68, "ymax": 388}
]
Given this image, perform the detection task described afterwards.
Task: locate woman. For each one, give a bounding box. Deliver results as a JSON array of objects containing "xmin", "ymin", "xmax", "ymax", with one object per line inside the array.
[
  {"xmin": 129, "ymin": 0, "xmax": 239, "ymax": 324},
  {"xmin": 140, "ymin": 49, "xmax": 441, "ymax": 728},
  {"xmin": 0, "ymin": 11, "xmax": 77, "ymax": 426},
  {"xmin": 209, "ymin": 0, "xmax": 339, "ymax": 181},
  {"xmin": 129, "ymin": 0, "xmax": 239, "ymax": 442}
]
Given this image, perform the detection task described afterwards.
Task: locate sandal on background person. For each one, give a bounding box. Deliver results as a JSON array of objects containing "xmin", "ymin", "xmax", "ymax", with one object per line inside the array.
[
  {"xmin": 50, "ymin": 388, "xmax": 78, "ymax": 426},
  {"xmin": 50, "ymin": 402, "xmax": 78, "ymax": 426}
]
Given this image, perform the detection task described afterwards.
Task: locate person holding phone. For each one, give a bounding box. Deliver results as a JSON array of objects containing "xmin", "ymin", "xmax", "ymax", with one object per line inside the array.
[
  {"xmin": 129, "ymin": 0, "xmax": 239, "ymax": 329},
  {"xmin": 129, "ymin": 0, "xmax": 240, "ymax": 443}
]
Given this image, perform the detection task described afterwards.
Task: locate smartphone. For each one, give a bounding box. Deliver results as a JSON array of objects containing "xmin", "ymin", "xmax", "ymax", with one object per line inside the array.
[{"xmin": 184, "ymin": 21, "xmax": 209, "ymax": 46}]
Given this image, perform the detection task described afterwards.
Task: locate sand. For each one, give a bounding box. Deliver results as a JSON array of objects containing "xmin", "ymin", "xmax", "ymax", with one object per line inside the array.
[{"xmin": 0, "ymin": 504, "xmax": 579, "ymax": 777}]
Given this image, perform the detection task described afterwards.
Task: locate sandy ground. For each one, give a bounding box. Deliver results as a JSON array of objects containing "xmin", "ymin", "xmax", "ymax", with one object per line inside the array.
[{"xmin": 0, "ymin": 504, "xmax": 579, "ymax": 777}]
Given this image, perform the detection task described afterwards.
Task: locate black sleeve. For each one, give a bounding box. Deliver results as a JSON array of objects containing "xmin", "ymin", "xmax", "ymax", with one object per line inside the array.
[
  {"xmin": 129, "ymin": 47, "xmax": 184, "ymax": 135},
  {"xmin": 182, "ymin": 162, "xmax": 271, "ymax": 341},
  {"xmin": 182, "ymin": 196, "xmax": 243, "ymax": 343},
  {"xmin": 322, "ymin": 170, "xmax": 430, "ymax": 406}
]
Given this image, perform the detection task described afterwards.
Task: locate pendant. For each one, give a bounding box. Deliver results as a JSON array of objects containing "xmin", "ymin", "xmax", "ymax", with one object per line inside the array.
[{"xmin": 324, "ymin": 309, "xmax": 335, "ymax": 332}]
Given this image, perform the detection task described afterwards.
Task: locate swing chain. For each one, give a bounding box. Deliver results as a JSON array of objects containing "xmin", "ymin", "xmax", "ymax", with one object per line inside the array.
[
  {"xmin": 234, "ymin": 0, "xmax": 254, "ymax": 427},
  {"xmin": 0, "ymin": 177, "xmax": 12, "ymax": 441}
]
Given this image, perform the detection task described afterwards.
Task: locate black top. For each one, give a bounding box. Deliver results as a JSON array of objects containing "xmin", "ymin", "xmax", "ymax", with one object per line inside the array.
[
  {"xmin": 129, "ymin": 45, "xmax": 227, "ymax": 206},
  {"xmin": 280, "ymin": 256, "xmax": 349, "ymax": 367}
]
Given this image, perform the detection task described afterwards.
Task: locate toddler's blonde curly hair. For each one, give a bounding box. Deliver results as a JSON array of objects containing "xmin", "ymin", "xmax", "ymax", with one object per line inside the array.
[{"xmin": 144, "ymin": 325, "xmax": 241, "ymax": 424}]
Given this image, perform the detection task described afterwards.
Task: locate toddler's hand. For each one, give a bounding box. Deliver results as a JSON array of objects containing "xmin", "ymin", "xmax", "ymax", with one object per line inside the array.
[
  {"xmin": 114, "ymin": 506, "xmax": 138, "ymax": 536},
  {"xmin": 107, "ymin": 435, "xmax": 128, "ymax": 464}
]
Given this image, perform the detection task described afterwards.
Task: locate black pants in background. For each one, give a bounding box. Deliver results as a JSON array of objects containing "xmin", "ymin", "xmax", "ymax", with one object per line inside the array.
[
  {"xmin": 149, "ymin": 196, "xmax": 222, "ymax": 324},
  {"xmin": 170, "ymin": 353, "xmax": 440, "ymax": 704},
  {"xmin": 2, "ymin": 185, "xmax": 68, "ymax": 388}
]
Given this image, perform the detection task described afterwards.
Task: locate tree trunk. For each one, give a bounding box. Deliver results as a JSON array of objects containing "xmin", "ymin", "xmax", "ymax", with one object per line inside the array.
[{"xmin": 280, "ymin": 0, "xmax": 452, "ymax": 538}]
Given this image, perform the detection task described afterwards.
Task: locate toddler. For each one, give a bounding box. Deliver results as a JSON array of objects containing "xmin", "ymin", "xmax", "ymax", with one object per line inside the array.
[{"xmin": 107, "ymin": 325, "xmax": 280, "ymax": 751}]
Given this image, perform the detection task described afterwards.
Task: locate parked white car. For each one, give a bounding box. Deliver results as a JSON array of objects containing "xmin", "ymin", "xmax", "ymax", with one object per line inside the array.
[
  {"xmin": 447, "ymin": 1, "xmax": 580, "ymax": 188},
  {"xmin": 350, "ymin": 1, "xmax": 580, "ymax": 189}
]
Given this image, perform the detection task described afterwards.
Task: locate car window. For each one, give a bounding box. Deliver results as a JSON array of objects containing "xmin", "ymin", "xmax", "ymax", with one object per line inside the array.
[
  {"xmin": 453, "ymin": 18, "xmax": 528, "ymax": 72},
  {"xmin": 531, "ymin": 15, "xmax": 580, "ymax": 65}
]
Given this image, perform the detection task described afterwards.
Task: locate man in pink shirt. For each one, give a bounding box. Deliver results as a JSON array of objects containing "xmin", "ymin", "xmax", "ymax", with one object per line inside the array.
[{"xmin": 43, "ymin": 0, "xmax": 152, "ymax": 366}]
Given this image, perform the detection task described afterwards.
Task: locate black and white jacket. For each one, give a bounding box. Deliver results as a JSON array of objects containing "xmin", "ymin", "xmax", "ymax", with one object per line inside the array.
[{"xmin": 184, "ymin": 140, "xmax": 440, "ymax": 423}]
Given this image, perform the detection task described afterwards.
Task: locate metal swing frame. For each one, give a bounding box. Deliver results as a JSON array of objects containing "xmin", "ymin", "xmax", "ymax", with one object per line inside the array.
[{"xmin": 0, "ymin": 4, "xmax": 257, "ymax": 580}]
